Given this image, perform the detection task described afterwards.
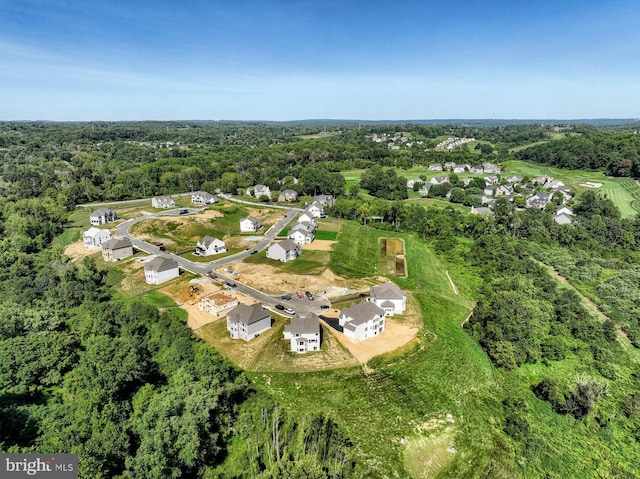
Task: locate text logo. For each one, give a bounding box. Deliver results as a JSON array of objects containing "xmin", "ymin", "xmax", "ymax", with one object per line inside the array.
[{"xmin": 1, "ymin": 454, "xmax": 77, "ymax": 478}]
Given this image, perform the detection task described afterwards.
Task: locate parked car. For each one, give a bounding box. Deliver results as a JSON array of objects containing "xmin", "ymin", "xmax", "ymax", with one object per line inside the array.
[
  {"xmin": 226, "ymin": 281, "xmax": 236, "ymax": 288},
  {"xmin": 320, "ymin": 304, "xmax": 330, "ymax": 309},
  {"xmin": 179, "ymin": 209, "xmax": 189, "ymax": 214},
  {"xmin": 281, "ymin": 294, "xmax": 291, "ymax": 300},
  {"xmin": 284, "ymin": 308, "xmax": 295, "ymax": 314},
  {"xmin": 275, "ymin": 304, "xmax": 285, "ymax": 311},
  {"xmin": 250, "ymin": 250, "xmax": 257, "ymax": 254},
  {"xmin": 305, "ymin": 291, "xmax": 314, "ymax": 301}
]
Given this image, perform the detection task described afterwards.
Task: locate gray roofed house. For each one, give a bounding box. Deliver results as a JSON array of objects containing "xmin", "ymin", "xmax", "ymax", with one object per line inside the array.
[
  {"xmin": 90, "ymin": 208, "xmax": 118, "ymax": 225},
  {"xmin": 226, "ymin": 303, "xmax": 271, "ymax": 340},
  {"xmin": 191, "ymin": 191, "xmax": 218, "ymax": 205},
  {"xmin": 283, "ymin": 313, "xmax": 321, "ymax": 353},
  {"xmin": 526, "ymin": 192, "xmax": 552, "ymax": 209},
  {"xmin": 428, "ymin": 163, "xmax": 443, "ymax": 171},
  {"xmin": 484, "ymin": 175, "xmax": 499, "ymax": 185},
  {"xmin": 102, "ymin": 237, "xmax": 133, "ymax": 262},
  {"xmin": 339, "ymin": 301, "xmax": 386, "ymax": 341},
  {"xmin": 144, "ymin": 257, "xmax": 179, "ymax": 284},
  {"xmin": 504, "ymin": 175, "xmax": 522, "ymax": 184},
  {"xmin": 152, "ymin": 196, "xmax": 176, "ymax": 208},
  {"xmin": 266, "ymin": 239, "xmax": 301, "ymax": 262},
  {"xmin": 553, "ymin": 206, "xmax": 575, "ymax": 225},
  {"xmin": 471, "ymin": 206, "xmax": 495, "ymax": 216},
  {"xmin": 469, "ymin": 165, "xmax": 484, "ymax": 174},
  {"xmin": 313, "ymin": 194, "xmax": 335, "ymax": 207},
  {"xmin": 369, "ymin": 282, "xmax": 406, "ymax": 315},
  {"xmin": 83, "ymin": 227, "xmax": 112, "ymax": 250}
]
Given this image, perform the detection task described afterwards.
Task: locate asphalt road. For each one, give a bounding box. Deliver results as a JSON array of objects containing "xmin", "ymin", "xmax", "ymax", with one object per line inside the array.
[{"xmin": 114, "ymin": 200, "xmax": 329, "ymax": 315}]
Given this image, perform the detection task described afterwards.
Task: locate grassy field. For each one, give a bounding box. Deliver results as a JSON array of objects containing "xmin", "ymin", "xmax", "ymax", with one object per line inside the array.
[
  {"xmin": 503, "ymin": 160, "xmax": 640, "ymax": 217},
  {"xmin": 249, "ymin": 220, "xmax": 497, "ymax": 478},
  {"xmin": 243, "ymin": 248, "xmax": 330, "ymax": 274}
]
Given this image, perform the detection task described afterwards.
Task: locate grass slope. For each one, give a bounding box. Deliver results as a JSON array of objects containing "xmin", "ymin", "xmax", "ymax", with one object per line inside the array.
[{"xmin": 250, "ymin": 221, "xmax": 498, "ymax": 478}]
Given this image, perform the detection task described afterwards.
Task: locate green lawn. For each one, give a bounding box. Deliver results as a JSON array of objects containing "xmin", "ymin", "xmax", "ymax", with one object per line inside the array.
[{"xmin": 246, "ymin": 220, "xmax": 497, "ymax": 478}]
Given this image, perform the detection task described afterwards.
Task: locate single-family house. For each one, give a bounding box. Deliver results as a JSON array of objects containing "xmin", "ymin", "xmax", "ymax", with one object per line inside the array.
[
  {"xmin": 553, "ymin": 206, "xmax": 575, "ymax": 225},
  {"xmin": 289, "ymin": 229, "xmax": 314, "ymax": 245},
  {"xmin": 469, "ymin": 166, "xmax": 484, "ymax": 175},
  {"xmin": 368, "ymin": 282, "xmax": 406, "ymax": 316},
  {"xmin": 453, "ymin": 165, "xmax": 466, "ymax": 174},
  {"xmin": 195, "ymin": 236, "xmax": 227, "ymax": 256},
  {"xmin": 266, "ymin": 239, "xmax": 301, "ymax": 262},
  {"xmin": 191, "ymin": 191, "xmax": 218, "ymax": 205},
  {"xmin": 339, "ymin": 301, "xmax": 386, "ymax": 342},
  {"xmin": 278, "ymin": 189, "xmax": 298, "ymax": 202},
  {"xmin": 283, "ymin": 313, "xmax": 321, "ymax": 353},
  {"xmin": 504, "ymin": 175, "xmax": 522, "ymax": 184},
  {"xmin": 546, "ymin": 179, "xmax": 566, "ymax": 190},
  {"xmin": 90, "ymin": 208, "xmax": 118, "ymax": 225},
  {"xmin": 298, "ymin": 210, "xmax": 317, "ymax": 224},
  {"xmin": 444, "ymin": 162, "xmax": 456, "ymax": 171},
  {"xmin": 83, "ymin": 227, "xmax": 112, "ymax": 250},
  {"xmin": 484, "ymin": 175, "xmax": 499, "ymax": 186},
  {"xmin": 313, "ymin": 194, "xmax": 335, "ymax": 207},
  {"xmin": 556, "ymin": 186, "xmax": 573, "ymax": 201},
  {"xmin": 471, "ymin": 206, "xmax": 495, "ymax": 216},
  {"xmin": 446, "ymin": 187, "xmax": 462, "ymax": 199},
  {"xmin": 152, "ymin": 196, "xmax": 176, "ymax": 209},
  {"xmin": 532, "ymin": 175, "xmax": 551, "ymax": 186},
  {"xmin": 240, "ymin": 217, "xmax": 262, "ymax": 232},
  {"xmin": 461, "ymin": 178, "xmax": 474, "ymax": 187},
  {"xmin": 290, "ymin": 221, "xmax": 317, "ymax": 233},
  {"xmin": 102, "ymin": 237, "xmax": 133, "ymax": 262},
  {"xmin": 482, "ymin": 162, "xmax": 500, "ymax": 174},
  {"xmin": 306, "ymin": 202, "xmax": 324, "ymax": 218},
  {"xmin": 483, "ymin": 185, "xmax": 498, "ymax": 197},
  {"xmin": 526, "ymin": 192, "xmax": 553, "ymax": 209},
  {"xmin": 247, "ymin": 185, "xmax": 271, "ymax": 199},
  {"xmin": 495, "ymin": 185, "xmax": 514, "ymax": 197},
  {"xmin": 144, "ymin": 257, "xmax": 179, "ymax": 285},
  {"xmin": 430, "ymin": 176, "xmax": 450, "ymax": 185},
  {"xmin": 428, "ymin": 163, "xmax": 443, "ymax": 171},
  {"xmin": 418, "ymin": 183, "xmax": 432, "ymax": 195},
  {"xmin": 226, "ymin": 303, "xmax": 271, "ymax": 340},
  {"xmin": 406, "ymin": 178, "xmax": 423, "ymax": 188},
  {"xmin": 199, "ymin": 291, "xmax": 239, "ymax": 315}
]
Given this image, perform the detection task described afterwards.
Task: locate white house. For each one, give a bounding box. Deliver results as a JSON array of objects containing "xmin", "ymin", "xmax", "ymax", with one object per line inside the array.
[
  {"xmin": 283, "ymin": 313, "xmax": 321, "ymax": 353},
  {"xmin": 306, "ymin": 202, "xmax": 324, "ymax": 218},
  {"xmin": 191, "ymin": 191, "xmax": 218, "ymax": 205},
  {"xmin": 102, "ymin": 237, "xmax": 133, "ymax": 262},
  {"xmin": 199, "ymin": 291, "xmax": 239, "ymax": 315},
  {"xmin": 553, "ymin": 206, "xmax": 575, "ymax": 225},
  {"xmin": 89, "ymin": 208, "xmax": 118, "ymax": 225},
  {"xmin": 152, "ymin": 196, "xmax": 176, "ymax": 208},
  {"xmin": 313, "ymin": 195, "xmax": 335, "ymax": 207},
  {"xmin": 289, "ymin": 229, "xmax": 314, "ymax": 245},
  {"xmin": 406, "ymin": 178, "xmax": 423, "ymax": 188},
  {"xmin": 290, "ymin": 221, "xmax": 317, "ymax": 233},
  {"xmin": 504, "ymin": 175, "xmax": 522, "ymax": 184},
  {"xmin": 469, "ymin": 166, "xmax": 484, "ymax": 175},
  {"xmin": 526, "ymin": 192, "xmax": 553, "ymax": 209},
  {"xmin": 144, "ymin": 257, "xmax": 179, "ymax": 285},
  {"xmin": 195, "ymin": 236, "xmax": 227, "ymax": 256},
  {"xmin": 226, "ymin": 303, "xmax": 271, "ymax": 340},
  {"xmin": 428, "ymin": 163, "xmax": 443, "ymax": 171},
  {"xmin": 83, "ymin": 227, "xmax": 112, "ymax": 250},
  {"xmin": 339, "ymin": 301, "xmax": 386, "ymax": 341},
  {"xmin": 240, "ymin": 217, "xmax": 262, "ymax": 233},
  {"xmin": 298, "ymin": 210, "xmax": 317, "ymax": 224},
  {"xmin": 453, "ymin": 165, "xmax": 466, "ymax": 174},
  {"xmin": 369, "ymin": 282, "xmax": 407, "ymax": 316},
  {"xmin": 266, "ymin": 239, "xmax": 301, "ymax": 262}
]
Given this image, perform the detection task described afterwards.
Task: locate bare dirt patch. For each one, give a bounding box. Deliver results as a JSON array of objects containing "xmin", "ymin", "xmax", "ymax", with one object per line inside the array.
[
  {"xmin": 330, "ymin": 319, "xmax": 419, "ymax": 364},
  {"xmin": 64, "ymin": 241, "xmax": 100, "ymax": 261},
  {"xmin": 301, "ymin": 240, "xmax": 335, "ymax": 251},
  {"xmin": 217, "ymin": 261, "xmax": 370, "ymax": 295}
]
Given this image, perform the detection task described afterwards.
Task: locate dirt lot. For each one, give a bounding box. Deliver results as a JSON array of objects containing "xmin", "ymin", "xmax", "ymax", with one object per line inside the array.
[
  {"xmin": 301, "ymin": 240, "xmax": 335, "ymax": 251},
  {"xmin": 217, "ymin": 261, "xmax": 370, "ymax": 295},
  {"xmin": 157, "ymin": 277, "xmax": 257, "ymax": 330},
  {"xmin": 329, "ymin": 319, "xmax": 419, "ymax": 364},
  {"xmin": 64, "ymin": 241, "xmax": 101, "ymax": 261}
]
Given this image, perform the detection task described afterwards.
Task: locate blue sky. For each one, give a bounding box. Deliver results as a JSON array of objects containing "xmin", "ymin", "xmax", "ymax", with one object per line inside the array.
[{"xmin": 1, "ymin": 0, "xmax": 639, "ymax": 120}]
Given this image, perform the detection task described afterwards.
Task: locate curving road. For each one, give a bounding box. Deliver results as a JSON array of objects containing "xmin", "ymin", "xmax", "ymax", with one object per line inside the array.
[{"xmin": 114, "ymin": 199, "xmax": 328, "ymax": 315}]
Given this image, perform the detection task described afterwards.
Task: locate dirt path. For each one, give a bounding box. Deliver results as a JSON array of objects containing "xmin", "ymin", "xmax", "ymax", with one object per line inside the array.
[
  {"xmin": 445, "ymin": 270, "xmax": 458, "ymax": 295},
  {"xmin": 542, "ymin": 263, "xmax": 608, "ymax": 321}
]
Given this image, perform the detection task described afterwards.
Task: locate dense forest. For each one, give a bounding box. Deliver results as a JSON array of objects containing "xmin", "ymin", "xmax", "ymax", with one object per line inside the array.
[{"xmin": 2, "ymin": 121, "xmax": 640, "ymax": 478}]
